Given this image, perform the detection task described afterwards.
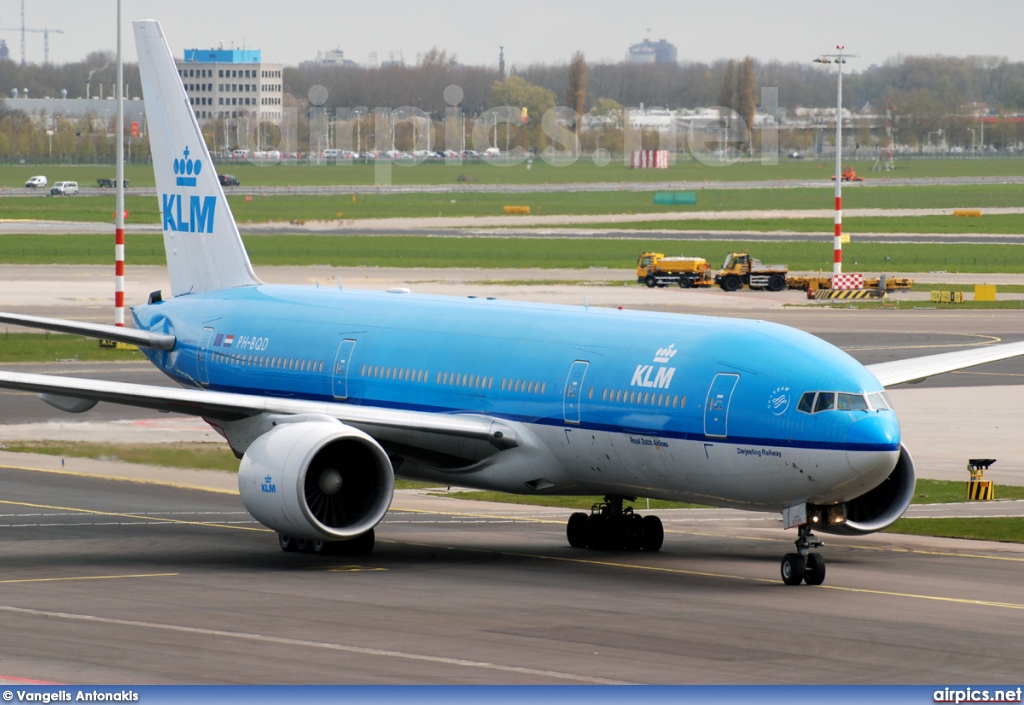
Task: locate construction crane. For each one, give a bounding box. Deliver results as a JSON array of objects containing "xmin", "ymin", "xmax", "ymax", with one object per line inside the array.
[
  {"xmin": 0, "ymin": 25, "xmax": 64, "ymax": 64},
  {"xmin": 0, "ymin": 1, "xmax": 64, "ymax": 65}
]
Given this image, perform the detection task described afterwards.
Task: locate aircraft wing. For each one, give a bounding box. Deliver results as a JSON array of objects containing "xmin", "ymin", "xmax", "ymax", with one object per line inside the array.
[
  {"xmin": 0, "ymin": 370, "xmax": 516, "ymax": 448},
  {"xmin": 0, "ymin": 312, "xmax": 175, "ymax": 350},
  {"xmin": 867, "ymin": 340, "xmax": 1024, "ymax": 387}
]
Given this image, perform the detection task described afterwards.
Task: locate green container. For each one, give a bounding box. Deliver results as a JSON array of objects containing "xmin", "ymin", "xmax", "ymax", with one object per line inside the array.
[{"xmin": 653, "ymin": 191, "xmax": 698, "ymax": 205}]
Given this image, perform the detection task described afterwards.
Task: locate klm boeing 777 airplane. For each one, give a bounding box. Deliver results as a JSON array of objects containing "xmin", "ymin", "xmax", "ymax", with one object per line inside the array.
[{"xmin": 2, "ymin": 21, "xmax": 1023, "ymax": 586}]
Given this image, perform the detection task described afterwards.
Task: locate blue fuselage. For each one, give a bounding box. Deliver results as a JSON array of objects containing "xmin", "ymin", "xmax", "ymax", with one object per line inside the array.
[{"xmin": 133, "ymin": 285, "xmax": 900, "ymax": 508}]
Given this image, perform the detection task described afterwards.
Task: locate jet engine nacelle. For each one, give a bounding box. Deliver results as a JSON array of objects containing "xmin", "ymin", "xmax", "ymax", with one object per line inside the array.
[
  {"xmin": 813, "ymin": 444, "xmax": 916, "ymax": 536},
  {"xmin": 238, "ymin": 420, "xmax": 394, "ymax": 541}
]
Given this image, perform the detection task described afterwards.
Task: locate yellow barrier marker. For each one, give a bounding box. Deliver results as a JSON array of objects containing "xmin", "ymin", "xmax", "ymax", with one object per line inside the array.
[
  {"xmin": 974, "ymin": 284, "xmax": 997, "ymax": 302},
  {"xmin": 967, "ymin": 459, "xmax": 996, "ymax": 500},
  {"xmin": 503, "ymin": 205, "xmax": 531, "ymax": 215},
  {"xmin": 953, "ymin": 209, "xmax": 982, "ymax": 217},
  {"xmin": 99, "ymin": 340, "xmax": 139, "ymax": 351}
]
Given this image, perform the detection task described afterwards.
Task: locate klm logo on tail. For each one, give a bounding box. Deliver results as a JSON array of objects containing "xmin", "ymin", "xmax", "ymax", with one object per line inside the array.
[{"xmin": 162, "ymin": 146, "xmax": 216, "ymax": 233}]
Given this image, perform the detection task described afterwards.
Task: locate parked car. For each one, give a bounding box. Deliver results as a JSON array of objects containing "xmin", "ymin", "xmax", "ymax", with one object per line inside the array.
[
  {"xmin": 97, "ymin": 178, "xmax": 130, "ymax": 188},
  {"xmin": 218, "ymin": 173, "xmax": 240, "ymax": 187},
  {"xmin": 50, "ymin": 181, "xmax": 79, "ymax": 196},
  {"xmin": 25, "ymin": 175, "xmax": 47, "ymax": 188},
  {"xmin": 322, "ymin": 149, "xmax": 358, "ymax": 160}
]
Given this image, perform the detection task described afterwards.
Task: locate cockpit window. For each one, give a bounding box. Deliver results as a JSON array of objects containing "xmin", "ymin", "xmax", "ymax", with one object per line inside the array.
[
  {"xmin": 799, "ymin": 390, "xmax": 891, "ymax": 414},
  {"xmin": 797, "ymin": 392, "xmax": 815, "ymax": 413},
  {"xmin": 837, "ymin": 393, "xmax": 869, "ymax": 411},
  {"xmin": 867, "ymin": 391, "xmax": 892, "ymax": 410},
  {"xmin": 813, "ymin": 392, "xmax": 836, "ymax": 413}
]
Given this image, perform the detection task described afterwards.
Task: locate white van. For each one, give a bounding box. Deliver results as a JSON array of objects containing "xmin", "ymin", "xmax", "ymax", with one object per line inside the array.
[
  {"xmin": 50, "ymin": 181, "xmax": 79, "ymax": 196},
  {"xmin": 26, "ymin": 175, "xmax": 48, "ymax": 188}
]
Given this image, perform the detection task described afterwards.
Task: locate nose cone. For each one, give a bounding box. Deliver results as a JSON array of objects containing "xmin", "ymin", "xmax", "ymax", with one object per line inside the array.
[
  {"xmin": 846, "ymin": 413, "xmax": 900, "ymax": 450},
  {"xmin": 846, "ymin": 413, "xmax": 901, "ymax": 482}
]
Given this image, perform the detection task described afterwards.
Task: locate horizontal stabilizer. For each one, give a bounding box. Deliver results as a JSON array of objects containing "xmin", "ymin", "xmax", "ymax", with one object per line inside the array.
[
  {"xmin": 0, "ymin": 312, "xmax": 175, "ymax": 350},
  {"xmin": 867, "ymin": 340, "xmax": 1024, "ymax": 387}
]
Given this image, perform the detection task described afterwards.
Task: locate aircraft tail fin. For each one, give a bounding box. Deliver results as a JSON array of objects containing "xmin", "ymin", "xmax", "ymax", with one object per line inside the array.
[{"xmin": 133, "ymin": 20, "xmax": 260, "ymax": 297}]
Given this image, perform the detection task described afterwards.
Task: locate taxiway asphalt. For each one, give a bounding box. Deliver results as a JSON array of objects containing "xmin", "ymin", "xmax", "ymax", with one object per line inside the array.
[
  {"xmin": 1, "ymin": 468, "xmax": 1023, "ymax": 684},
  {"xmin": 1, "ymin": 268, "xmax": 1023, "ymax": 684}
]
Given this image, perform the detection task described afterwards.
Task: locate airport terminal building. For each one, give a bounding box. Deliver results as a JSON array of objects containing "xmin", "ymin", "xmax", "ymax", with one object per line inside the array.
[{"xmin": 175, "ymin": 48, "xmax": 283, "ymax": 123}]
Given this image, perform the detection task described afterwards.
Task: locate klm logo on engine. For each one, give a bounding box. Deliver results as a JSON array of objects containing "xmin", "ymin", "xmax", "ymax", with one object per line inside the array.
[
  {"xmin": 261, "ymin": 475, "xmax": 277, "ymax": 494},
  {"xmin": 162, "ymin": 146, "xmax": 216, "ymax": 233},
  {"xmin": 632, "ymin": 343, "xmax": 677, "ymax": 389}
]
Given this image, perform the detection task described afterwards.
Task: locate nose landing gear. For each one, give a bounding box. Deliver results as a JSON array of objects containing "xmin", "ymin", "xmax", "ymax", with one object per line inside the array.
[{"xmin": 781, "ymin": 524, "xmax": 825, "ymax": 585}]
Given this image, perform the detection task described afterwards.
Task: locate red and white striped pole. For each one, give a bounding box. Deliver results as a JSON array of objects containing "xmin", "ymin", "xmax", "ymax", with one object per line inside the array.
[
  {"xmin": 815, "ymin": 47, "xmax": 855, "ymax": 277},
  {"xmin": 114, "ymin": 0, "xmax": 125, "ymax": 326},
  {"xmin": 115, "ymin": 225, "xmax": 124, "ymax": 325},
  {"xmin": 832, "ymin": 45, "xmax": 844, "ymax": 276}
]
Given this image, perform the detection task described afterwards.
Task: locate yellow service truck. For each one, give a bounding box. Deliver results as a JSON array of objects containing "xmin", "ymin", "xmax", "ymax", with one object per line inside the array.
[
  {"xmin": 713, "ymin": 251, "xmax": 915, "ymax": 293},
  {"xmin": 637, "ymin": 252, "xmax": 713, "ymax": 288},
  {"xmin": 715, "ymin": 252, "xmax": 789, "ymax": 292}
]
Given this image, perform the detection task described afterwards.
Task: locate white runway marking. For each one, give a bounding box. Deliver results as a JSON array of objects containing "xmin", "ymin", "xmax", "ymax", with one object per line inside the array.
[{"xmin": 0, "ymin": 605, "xmax": 630, "ymax": 685}]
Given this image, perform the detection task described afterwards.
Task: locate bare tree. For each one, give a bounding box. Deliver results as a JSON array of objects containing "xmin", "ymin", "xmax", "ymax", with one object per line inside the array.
[
  {"xmin": 717, "ymin": 60, "xmax": 736, "ymax": 111},
  {"xmin": 736, "ymin": 57, "xmax": 757, "ymax": 148},
  {"xmin": 565, "ymin": 51, "xmax": 586, "ymax": 131}
]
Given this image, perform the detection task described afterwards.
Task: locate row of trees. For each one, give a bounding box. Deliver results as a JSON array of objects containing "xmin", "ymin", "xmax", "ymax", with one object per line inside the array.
[
  {"xmin": 3, "ymin": 51, "xmax": 1024, "ymax": 115},
  {"xmin": 3, "ymin": 51, "xmax": 1024, "ymax": 162},
  {"xmin": 5, "ymin": 98, "xmax": 1024, "ymax": 165}
]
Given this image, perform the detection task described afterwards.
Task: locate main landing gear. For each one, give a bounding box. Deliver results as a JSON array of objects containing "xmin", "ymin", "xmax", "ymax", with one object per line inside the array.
[
  {"xmin": 780, "ymin": 524, "xmax": 825, "ymax": 586},
  {"xmin": 566, "ymin": 495, "xmax": 664, "ymax": 552},
  {"xmin": 277, "ymin": 529, "xmax": 375, "ymax": 556}
]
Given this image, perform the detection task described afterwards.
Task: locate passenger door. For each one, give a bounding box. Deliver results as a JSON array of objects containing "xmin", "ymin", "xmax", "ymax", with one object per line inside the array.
[
  {"xmin": 704, "ymin": 373, "xmax": 739, "ymax": 438},
  {"xmin": 197, "ymin": 327, "xmax": 214, "ymax": 387},
  {"xmin": 332, "ymin": 339, "xmax": 357, "ymax": 400},
  {"xmin": 563, "ymin": 360, "xmax": 590, "ymax": 424}
]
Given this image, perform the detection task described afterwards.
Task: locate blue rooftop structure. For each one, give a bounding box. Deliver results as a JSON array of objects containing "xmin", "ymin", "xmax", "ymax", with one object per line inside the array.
[{"xmin": 183, "ymin": 48, "xmax": 261, "ymax": 64}]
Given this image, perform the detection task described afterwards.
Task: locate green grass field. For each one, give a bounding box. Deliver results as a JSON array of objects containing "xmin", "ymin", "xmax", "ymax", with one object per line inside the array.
[
  {"xmin": 442, "ymin": 480, "xmax": 1024, "ymax": 544},
  {"xmin": 1, "ymin": 234, "xmax": 1021, "ymax": 273},
  {"xmin": 0, "ymin": 332, "xmax": 143, "ymax": 363},
  {"xmin": 4, "ymin": 184, "xmax": 1024, "ymax": 227},
  {"xmin": 4, "ymin": 157, "xmax": 1024, "ymax": 188},
  {"xmin": 543, "ymin": 214, "xmax": 1024, "ymax": 235},
  {"xmin": 440, "ymin": 479, "xmax": 1024, "ymax": 510},
  {"xmin": 886, "ymin": 517, "xmax": 1024, "ymax": 543},
  {"xmin": 1, "ymin": 441, "xmax": 434, "ymax": 489}
]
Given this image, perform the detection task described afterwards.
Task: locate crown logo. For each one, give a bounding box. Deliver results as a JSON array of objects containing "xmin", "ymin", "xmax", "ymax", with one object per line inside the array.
[
  {"xmin": 653, "ymin": 343, "xmax": 677, "ymax": 364},
  {"xmin": 265, "ymin": 475, "xmax": 273, "ymax": 483},
  {"xmin": 173, "ymin": 146, "xmax": 202, "ymax": 187}
]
